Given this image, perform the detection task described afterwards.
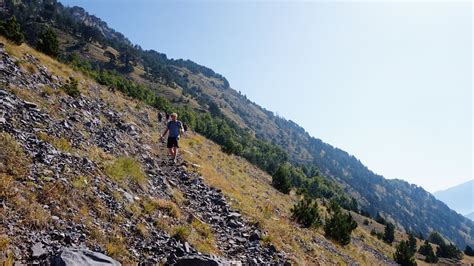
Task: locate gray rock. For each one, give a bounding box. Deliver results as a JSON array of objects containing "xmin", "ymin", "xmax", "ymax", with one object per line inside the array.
[
  {"xmin": 51, "ymin": 248, "xmax": 121, "ymax": 266},
  {"xmin": 31, "ymin": 242, "xmax": 47, "ymax": 258}
]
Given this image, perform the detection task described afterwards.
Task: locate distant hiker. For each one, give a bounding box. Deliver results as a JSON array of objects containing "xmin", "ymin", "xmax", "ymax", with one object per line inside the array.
[
  {"xmin": 157, "ymin": 112, "xmax": 163, "ymax": 123},
  {"xmin": 182, "ymin": 123, "xmax": 188, "ymax": 136},
  {"xmin": 160, "ymin": 113, "xmax": 184, "ymax": 163},
  {"xmin": 165, "ymin": 113, "xmax": 170, "ymax": 122}
]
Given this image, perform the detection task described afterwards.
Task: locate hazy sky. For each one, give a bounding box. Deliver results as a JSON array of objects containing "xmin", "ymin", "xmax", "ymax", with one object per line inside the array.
[{"xmin": 60, "ymin": 0, "xmax": 472, "ymax": 193}]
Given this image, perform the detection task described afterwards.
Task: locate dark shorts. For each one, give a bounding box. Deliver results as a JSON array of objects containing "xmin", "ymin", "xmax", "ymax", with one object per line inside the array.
[{"xmin": 167, "ymin": 137, "xmax": 179, "ymax": 148}]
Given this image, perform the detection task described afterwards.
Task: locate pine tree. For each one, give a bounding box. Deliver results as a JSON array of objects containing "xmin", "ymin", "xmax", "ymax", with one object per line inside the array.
[
  {"xmin": 0, "ymin": 16, "xmax": 24, "ymax": 44},
  {"xmin": 383, "ymin": 222, "xmax": 395, "ymax": 244},
  {"xmin": 427, "ymin": 231, "xmax": 444, "ymax": 246},
  {"xmin": 419, "ymin": 240, "xmax": 438, "ymax": 263},
  {"xmin": 291, "ymin": 196, "xmax": 321, "ymax": 228},
  {"xmin": 408, "ymin": 232, "xmax": 417, "ymax": 253},
  {"xmin": 394, "ymin": 240, "xmax": 417, "ymax": 266},
  {"xmin": 437, "ymin": 243, "xmax": 463, "ymax": 260},
  {"xmin": 37, "ymin": 27, "xmax": 59, "ymax": 57},
  {"xmin": 272, "ymin": 163, "xmax": 291, "ymax": 194},
  {"xmin": 324, "ymin": 201, "xmax": 357, "ymax": 245}
]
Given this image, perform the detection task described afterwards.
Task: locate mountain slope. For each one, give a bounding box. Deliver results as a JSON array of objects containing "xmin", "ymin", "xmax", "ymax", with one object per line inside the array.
[
  {"xmin": 0, "ymin": 38, "xmax": 290, "ymax": 264},
  {"xmin": 0, "ymin": 35, "xmax": 418, "ymax": 266},
  {"xmin": 434, "ymin": 180, "xmax": 474, "ymax": 215},
  {"xmin": 3, "ymin": 0, "xmax": 473, "ymax": 250}
]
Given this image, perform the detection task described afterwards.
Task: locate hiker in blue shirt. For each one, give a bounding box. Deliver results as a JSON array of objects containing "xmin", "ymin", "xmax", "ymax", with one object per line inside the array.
[{"xmin": 160, "ymin": 112, "xmax": 184, "ymax": 162}]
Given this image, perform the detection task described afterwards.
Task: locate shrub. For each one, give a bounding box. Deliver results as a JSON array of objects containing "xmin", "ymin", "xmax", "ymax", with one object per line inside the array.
[
  {"xmin": 323, "ymin": 201, "xmax": 357, "ymax": 245},
  {"xmin": 0, "ymin": 132, "xmax": 31, "ymax": 179},
  {"xmin": 0, "ymin": 16, "xmax": 24, "ymax": 44},
  {"xmin": 291, "ymin": 197, "xmax": 321, "ymax": 228},
  {"xmin": 363, "ymin": 219, "xmax": 369, "ymax": 226},
  {"xmin": 61, "ymin": 77, "xmax": 80, "ymax": 98},
  {"xmin": 393, "ymin": 240, "xmax": 416, "ymax": 266}
]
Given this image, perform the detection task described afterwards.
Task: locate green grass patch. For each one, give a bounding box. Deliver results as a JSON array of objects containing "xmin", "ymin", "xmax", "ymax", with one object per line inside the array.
[{"xmin": 104, "ymin": 157, "xmax": 147, "ymax": 186}]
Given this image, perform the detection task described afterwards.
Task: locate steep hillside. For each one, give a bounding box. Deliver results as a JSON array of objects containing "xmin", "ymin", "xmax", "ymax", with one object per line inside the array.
[
  {"xmin": 434, "ymin": 180, "xmax": 474, "ymax": 215},
  {"xmin": 2, "ymin": 0, "xmax": 472, "ymax": 253},
  {"xmin": 0, "ymin": 38, "xmax": 290, "ymax": 264}
]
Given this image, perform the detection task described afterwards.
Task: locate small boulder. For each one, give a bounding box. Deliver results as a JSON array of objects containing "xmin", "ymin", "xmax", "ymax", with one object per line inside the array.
[
  {"xmin": 31, "ymin": 242, "xmax": 47, "ymax": 259},
  {"xmin": 51, "ymin": 248, "xmax": 121, "ymax": 266}
]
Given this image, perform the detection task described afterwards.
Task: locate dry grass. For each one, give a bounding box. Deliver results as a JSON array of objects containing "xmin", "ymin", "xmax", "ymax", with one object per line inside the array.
[
  {"xmin": 180, "ymin": 134, "xmax": 326, "ymax": 264},
  {"xmin": 72, "ymin": 176, "xmax": 89, "ymax": 190},
  {"xmin": 172, "ymin": 225, "xmax": 191, "ymax": 242},
  {"xmin": 0, "ymin": 235, "xmax": 9, "ymax": 252},
  {"xmin": 0, "ymin": 35, "xmax": 77, "ymax": 80},
  {"xmin": 0, "ymin": 175, "xmax": 16, "ymax": 200},
  {"xmin": 180, "ymin": 134, "xmax": 402, "ymax": 265},
  {"xmin": 154, "ymin": 198, "xmax": 181, "ymax": 219},
  {"xmin": 136, "ymin": 223, "xmax": 150, "ymax": 239},
  {"xmin": 125, "ymin": 202, "xmax": 142, "ymax": 219},
  {"xmin": 105, "ymin": 235, "xmax": 129, "ymax": 262},
  {"xmin": 36, "ymin": 132, "xmax": 73, "ymax": 153},
  {"xmin": 0, "ymin": 132, "xmax": 31, "ymax": 179},
  {"xmin": 188, "ymin": 218, "xmax": 219, "ymax": 254}
]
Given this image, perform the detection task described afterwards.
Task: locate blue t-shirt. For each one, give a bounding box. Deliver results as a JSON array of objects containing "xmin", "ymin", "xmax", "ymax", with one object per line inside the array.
[{"xmin": 167, "ymin": 120, "xmax": 182, "ymax": 138}]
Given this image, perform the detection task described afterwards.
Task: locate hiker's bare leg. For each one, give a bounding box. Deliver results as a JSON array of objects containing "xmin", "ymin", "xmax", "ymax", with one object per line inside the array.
[{"xmin": 168, "ymin": 148, "xmax": 173, "ymax": 157}]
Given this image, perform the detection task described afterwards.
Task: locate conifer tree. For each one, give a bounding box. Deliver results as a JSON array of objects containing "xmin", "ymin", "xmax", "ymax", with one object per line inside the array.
[{"xmin": 0, "ymin": 16, "xmax": 24, "ymax": 44}]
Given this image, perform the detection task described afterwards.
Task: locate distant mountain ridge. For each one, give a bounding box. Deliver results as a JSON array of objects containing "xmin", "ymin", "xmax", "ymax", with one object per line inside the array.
[
  {"xmin": 434, "ymin": 180, "xmax": 474, "ymax": 215},
  {"xmin": 4, "ymin": 0, "xmax": 473, "ymax": 249},
  {"xmin": 466, "ymin": 212, "xmax": 474, "ymax": 221}
]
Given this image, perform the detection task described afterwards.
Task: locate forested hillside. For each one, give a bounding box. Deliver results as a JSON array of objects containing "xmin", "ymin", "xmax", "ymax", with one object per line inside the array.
[{"xmin": 2, "ymin": 0, "xmax": 472, "ymax": 251}]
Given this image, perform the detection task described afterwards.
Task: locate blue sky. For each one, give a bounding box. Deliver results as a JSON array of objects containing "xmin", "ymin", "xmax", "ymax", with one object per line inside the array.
[{"xmin": 60, "ymin": 0, "xmax": 472, "ymax": 193}]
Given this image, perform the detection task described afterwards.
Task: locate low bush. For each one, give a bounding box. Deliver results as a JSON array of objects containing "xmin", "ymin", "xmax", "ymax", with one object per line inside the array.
[{"xmin": 61, "ymin": 77, "xmax": 80, "ymax": 98}]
